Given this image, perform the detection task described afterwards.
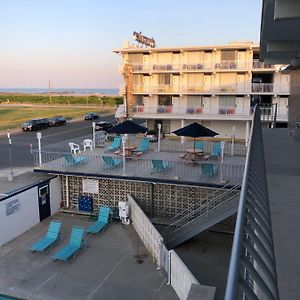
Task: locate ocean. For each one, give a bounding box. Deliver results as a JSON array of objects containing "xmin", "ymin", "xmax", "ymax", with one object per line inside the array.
[{"xmin": 0, "ymin": 88, "xmax": 119, "ymax": 95}]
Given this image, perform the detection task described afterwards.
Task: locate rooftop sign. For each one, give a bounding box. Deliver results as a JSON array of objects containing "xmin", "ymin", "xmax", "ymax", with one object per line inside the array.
[{"xmin": 133, "ymin": 31, "xmax": 156, "ymax": 48}]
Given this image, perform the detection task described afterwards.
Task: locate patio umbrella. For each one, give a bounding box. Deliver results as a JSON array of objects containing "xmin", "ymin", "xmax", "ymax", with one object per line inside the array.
[
  {"xmin": 172, "ymin": 122, "xmax": 218, "ymax": 151},
  {"xmin": 108, "ymin": 120, "xmax": 148, "ymax": 135},
  {"xmin": 107, "ymin": 120, "xmax": 148, "ymax": 175}
]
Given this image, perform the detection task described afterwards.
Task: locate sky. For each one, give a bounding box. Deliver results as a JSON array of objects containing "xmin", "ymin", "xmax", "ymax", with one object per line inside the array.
[{"xmin": 0, "ymin": 0, "xmax": 262, "ymax": 89}]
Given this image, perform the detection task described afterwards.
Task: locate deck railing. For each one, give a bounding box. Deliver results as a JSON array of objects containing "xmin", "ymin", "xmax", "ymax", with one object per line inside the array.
[
  {"xmin": 32, "ymin": 149, "xmax": 245, "ymax": 185},
  {"xmin": 225, "ymin": 106, "xmax": 279, "ymax": 300}
]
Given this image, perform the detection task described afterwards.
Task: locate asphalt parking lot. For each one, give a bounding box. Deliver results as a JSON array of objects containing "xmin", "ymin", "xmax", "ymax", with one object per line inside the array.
[{"xmin": 0, "ymin": 115, "xmax": 115, "ymax": 169}]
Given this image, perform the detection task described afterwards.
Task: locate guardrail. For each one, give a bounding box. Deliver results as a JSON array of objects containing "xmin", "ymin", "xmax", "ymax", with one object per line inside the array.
[
  {"xmin": 32, "ymin": 150, "xmax": 245, "ymax": 185},
  {"xmin": 225, "ymin": 106, "xmax": 279, "ymax": 300}
]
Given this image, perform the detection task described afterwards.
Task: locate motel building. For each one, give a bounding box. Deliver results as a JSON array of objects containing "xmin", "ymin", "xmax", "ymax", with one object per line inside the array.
[{"xmin": 114, "ymin": 41, "xmax": 290, "ymax": 140}]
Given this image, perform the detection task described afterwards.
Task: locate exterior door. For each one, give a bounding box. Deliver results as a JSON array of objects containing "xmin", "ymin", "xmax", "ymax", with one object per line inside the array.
[
  {"xmin": 237, "ymin": 51, "xmax": 246, "ymax": 69},
  {"xmin": 204, "ymin": 75, "xmax": 212, "ymax": 92},
  {"xmin": 237, "ymin": 74, "xmax": 245, "ymax": 93},
  {"xmin": 38, "ymin": 183, "xmax": 51, "ymax": 221},
  {"xmin": 204, "ymin": 52, "xmax": 212, "ymax": 69}
]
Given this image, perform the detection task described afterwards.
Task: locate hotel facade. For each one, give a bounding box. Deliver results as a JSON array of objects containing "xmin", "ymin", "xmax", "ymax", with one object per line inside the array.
[{"xmin": 115, "ymin": 41, "xmax": 290, "ymax": 139}]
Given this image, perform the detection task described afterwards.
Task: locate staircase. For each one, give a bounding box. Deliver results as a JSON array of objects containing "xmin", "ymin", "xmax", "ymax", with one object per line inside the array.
[{"xmin": 163, "ymin": 177, "xmax": 242, "ymax": 249}]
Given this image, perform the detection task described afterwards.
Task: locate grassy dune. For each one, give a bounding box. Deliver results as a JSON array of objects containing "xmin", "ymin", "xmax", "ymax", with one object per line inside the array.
[{"xmin": 0, "ymin": 106, "xmax": 113, "ymax": 131}]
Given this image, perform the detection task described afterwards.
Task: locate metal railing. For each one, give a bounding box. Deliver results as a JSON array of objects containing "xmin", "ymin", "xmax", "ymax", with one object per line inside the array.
[
  {"xmin": 32, "ymin": 149, "xmax": 245, "ymax": 185},
  {"xmin": 132, "ymin": 104, "xmax": 284, "ymax": 122},
  {"xmin": 225, "ymin": 106, "xmax": 279, "ymax": 300},
  {"xmin": 163, "ymin": 176, "xmax": 242, "ymax": 234},
  {"xmin": 132, "ymin": 83, "xmax": 288, "ymax": 95}
]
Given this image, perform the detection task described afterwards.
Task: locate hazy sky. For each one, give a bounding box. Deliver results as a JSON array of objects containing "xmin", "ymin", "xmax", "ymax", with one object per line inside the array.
[{"xmin": 0, "ymin": 0, "xmax": 262, "ymax": 89}]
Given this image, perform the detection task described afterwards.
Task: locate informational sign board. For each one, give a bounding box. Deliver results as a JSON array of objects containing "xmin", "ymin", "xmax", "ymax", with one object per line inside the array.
[
  {"xmin": 6, "ymin": 199, "xmax": 21, "ymax": 216},
  {"xmin": 82, "ymin": 179, "xmax": 99, "ymax": 194}
]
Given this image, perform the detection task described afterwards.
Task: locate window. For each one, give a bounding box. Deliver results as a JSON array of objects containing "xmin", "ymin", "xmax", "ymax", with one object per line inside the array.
[
  {"xmin": 221, "ymin": 50, "xmax": 236, "ymax": 61},
  {"xmin": 158, "ymin": 95, "xmax": 172, "ymax": 106},
  {"xmin": 134, "ymin": 95, "xmax": 143, "ymax": 105},
  {"xmin": 158, "ymin": 74, "xmax": 171, "ymax": 85},
  {"xmin": 219, "ymin": 96, "xmax": 236, "ymax": 107},
  {"xmin": 187, "ymin": 96, "xmax": 203, "ymax": 106}
]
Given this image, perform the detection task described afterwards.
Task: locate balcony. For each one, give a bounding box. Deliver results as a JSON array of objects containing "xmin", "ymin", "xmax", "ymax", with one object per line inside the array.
[
  {"xmin": 131, "ymin": 104, "xmax": 285, "ymax": 121},
  {"xmin": 125, "ymin": 60, "xmax": 279, "ymax": 74},
  {"xmin": 214, "ymin": 60, "xmax": 247, "ymax": 70},
  {"xmin": 252, "ymin": 59, "xmax": 276, "ymax": 69},
  {"xmin": 132, "ymin": 83, "xmax": 289, "ymax": 95}
]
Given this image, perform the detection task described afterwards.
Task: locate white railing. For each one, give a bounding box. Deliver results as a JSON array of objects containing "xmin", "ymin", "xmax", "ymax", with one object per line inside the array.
[
  {"xmin": 132, "ymin": 83, "xmax": 288, "ymax": 95},
  {"xmin": 132, "ymin": 105, "xmax": 280, "ymax": 119},
  {"xmin": 252, "ymin": 59, "xmax": 275, "ymax": 69},
  {"xmin": 125, "ymin": 60, "xmax": 279, "ymax": 74},
  {"xmin": 252, "ymin": 83, "xmax": 274, "ymax": 93},
  {"xmin": 214, "ymin": 60, "xmax": 247, "ymax": 70}
]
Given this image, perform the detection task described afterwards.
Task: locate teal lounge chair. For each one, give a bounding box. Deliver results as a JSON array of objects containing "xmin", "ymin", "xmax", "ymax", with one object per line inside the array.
[
  {"xmin": 201, "ymin": 163, "xmax": 218, "ymax": 177},
  {"xmin": 64, "ymin": 154, "xmax": 87, "ymax": 166},
  {"xmin": 30, "ymin": 220, "xmax": 62, "ymax": 252},
  {"xmin": 102, "ymin": 156, "xmax": 123, "ymax": 169},
  {"xmin": 195, "ymin": 141, "xmax": 204, "ymax": 151},
  {"xmin": 52, "ymin": 226, "xmax": 86, "ymax": 262},
  {"xmin": 87, "ymin": 207, "xmax": 110, "ymax": 234},
  {"xmin": 134, "ymin": 138, "xmax": 150, "ymax": 153},
  {"xmin": 151, "ymin": 159, "xmax": 169, "ymax": 173},
  {"xmin": 106, "ymin": 136, "xmax": 121, "ymax": 151},
  {"xmin": 209, "ymin": 142, "xmax": 221, "ymax": 160}
]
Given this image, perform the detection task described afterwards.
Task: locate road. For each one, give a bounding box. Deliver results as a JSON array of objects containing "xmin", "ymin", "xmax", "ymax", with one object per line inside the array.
[{"xmin": 0, "ymin": 115, "xmax": 116, "ymax": 169}]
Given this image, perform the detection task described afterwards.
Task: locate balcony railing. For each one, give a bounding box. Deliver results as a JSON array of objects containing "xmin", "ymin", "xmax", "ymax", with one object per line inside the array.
[
  {"xmin": 252, "ymin": 59, "xmax": 275, "ymax": 69},
  {"xmin": 125, "ymin": 60, "xmax": 278, "ymax": 73},
  {"xmin": 132, "ymin": 83, "xmax": 288, "ymax": 94},
  {"xmin": 225, "ymin": 106, "xmax": 279, "ymax": 300},
  {"xmin": 132, "ymin": 104, "xmax": 284, "ymax": 120},
  {"xmin": 252, "ymin": 83, "xmax": 274, "ymax": 93},
  {"xmin": 214, "ymin": 60, "xmax": 247, "ymax": 70}
]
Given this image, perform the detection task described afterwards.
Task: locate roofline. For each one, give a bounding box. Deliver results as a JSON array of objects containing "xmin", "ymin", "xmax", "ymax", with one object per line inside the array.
[{"xmin": 113, "ymin": 42, "xmax": 260, "ymax": 54}]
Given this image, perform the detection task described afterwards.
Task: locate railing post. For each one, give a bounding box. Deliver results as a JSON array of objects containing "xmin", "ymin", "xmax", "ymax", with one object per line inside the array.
[
  {"xmin": 122, "ymin": 134, "xmax": 127, "ymax": 175},
  {"xmin": 231, "ymin": 126, "xmax": 235, "ymax": 157},
  {"xmin": 158, "ymin": 123, "xmax": 161, "ymax": 152}
]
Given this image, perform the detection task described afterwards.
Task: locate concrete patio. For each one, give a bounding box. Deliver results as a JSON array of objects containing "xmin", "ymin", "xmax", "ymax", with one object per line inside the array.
[{"xmin": 0, "ymin": 213, "xmax": 177, "ymax": 300}]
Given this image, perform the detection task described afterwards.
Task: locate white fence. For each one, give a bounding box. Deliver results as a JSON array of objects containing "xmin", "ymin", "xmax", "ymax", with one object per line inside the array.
[
  {"xmin": 127, "ymin": 194, "xmax": 163, "ymax": 265},
  {"xmin": 170, "ymin": 250, "xmax": 200, "ymax": 300},
  {"xmin": 127, "ymin": 194, "xmax": 215, "ymax": 300}
]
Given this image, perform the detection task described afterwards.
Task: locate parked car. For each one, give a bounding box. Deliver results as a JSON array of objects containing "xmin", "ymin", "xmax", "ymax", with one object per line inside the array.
[
  {"xmin": 48, "ymin": 116, "xmax": 67, "ymax": 127},
  {"xmin": 84, "ymin": 112, "xmax": 100, "ymax": 120},
  {"xmin": 95, "ymin": 121, "xmax": 115, "ymax": 132},
  {"xmin": 144, "ymin": 129, "xmax": 165, "ymax": 142},
  {"xmin": 21, "ymin": 118, "xmax": 49, "ymax": 131}
]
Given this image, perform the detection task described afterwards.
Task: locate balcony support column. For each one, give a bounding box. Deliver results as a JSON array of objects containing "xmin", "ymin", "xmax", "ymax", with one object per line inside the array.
[{"xmin": 181, "ymin": 120, "xmax": 185, "ymax": 144}]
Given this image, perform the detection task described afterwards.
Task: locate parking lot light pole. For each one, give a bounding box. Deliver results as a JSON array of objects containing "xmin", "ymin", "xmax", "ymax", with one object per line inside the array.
[
  {"xmin": 37, "ymin": 132, "xmax": 42, "ymax": 167},
  {"xmin": 92, "ymin": 122, "xmax": 96, "ymax": 149},
  {"xmin": 7, "ymin": 129, "xmax": 14, "ymax": 181}
]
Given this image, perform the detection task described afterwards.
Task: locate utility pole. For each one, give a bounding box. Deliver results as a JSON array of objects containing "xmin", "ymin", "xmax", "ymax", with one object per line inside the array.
[{"xmin": 48, "ymin": 80, "xmax": 52, "ymax": 104}]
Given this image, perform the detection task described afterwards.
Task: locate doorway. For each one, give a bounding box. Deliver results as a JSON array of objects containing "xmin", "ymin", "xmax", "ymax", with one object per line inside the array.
[{"xmin": 38, "ymin": 183, "xmax": 51, "ymax": 221}]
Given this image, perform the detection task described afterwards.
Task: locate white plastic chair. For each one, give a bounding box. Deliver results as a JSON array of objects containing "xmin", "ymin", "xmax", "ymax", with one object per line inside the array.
[
  {"xmin": 83, "ymin": 139, "xmax": 93, "ymax": 151},
  {"xmin": 69, "ymin": 142, "xmax": 80, "ymax": 154}
]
